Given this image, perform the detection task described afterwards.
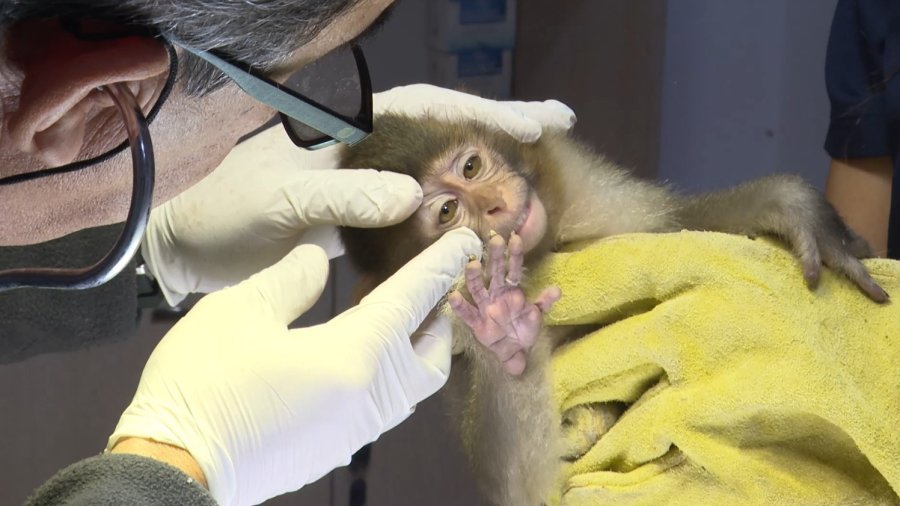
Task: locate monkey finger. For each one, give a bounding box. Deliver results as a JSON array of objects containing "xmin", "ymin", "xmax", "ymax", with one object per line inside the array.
[
  {"xmin": 822, "ymin": 251, "xmax": 890, "ymax": 303},
  {"xmin": 792, "ymin": 229, "xmax": 822, "ymax": 289},
  {"xmin": 534, "ymin": 286, "xmax": 563, "ymax": 313},
  {"xmin": 505, "ymin": 232, "xmax": 525, "ymax": 286},
  {"xmin": 448, "ymin": 290, "xmax": 484, "ymax": 329},
  {"xmin": 487, "ymin": 234, "xmax": 508, "ymax": 296},
  {"xmin": 465, "ymin": 260, "xmax": 491, "ymax": 308}
]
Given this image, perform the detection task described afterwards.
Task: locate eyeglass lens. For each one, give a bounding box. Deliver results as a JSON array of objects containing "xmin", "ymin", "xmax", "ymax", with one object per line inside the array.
[{"xmin": 282, "ymin": 47, "xmax": 364, "ymax": 143}]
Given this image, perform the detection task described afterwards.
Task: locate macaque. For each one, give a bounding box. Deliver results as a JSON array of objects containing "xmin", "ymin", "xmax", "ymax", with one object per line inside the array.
[{"xmin": 337, "ymin": 113, "xmax": 885, "ymax": 506}]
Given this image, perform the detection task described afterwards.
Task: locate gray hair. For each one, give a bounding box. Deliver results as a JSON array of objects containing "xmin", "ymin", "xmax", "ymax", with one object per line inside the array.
[{"xmin": 1, "ymin": 0, "xmax": 364, "ymax": 95}]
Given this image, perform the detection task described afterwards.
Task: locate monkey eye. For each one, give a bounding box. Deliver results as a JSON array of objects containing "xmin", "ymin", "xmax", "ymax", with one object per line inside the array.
[
  {"xmin": 438, "ymin": 199, "xmax": 459, "ymax": 224},
  {"xmin": 463, "ymin": 155, "xmax": 482, "ymax": 179}
]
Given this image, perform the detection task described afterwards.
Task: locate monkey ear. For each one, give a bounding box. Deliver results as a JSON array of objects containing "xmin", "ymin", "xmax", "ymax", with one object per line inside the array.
[{"xmin": 4, "ymin": 19, "xmax": 171, "ymax": 167}]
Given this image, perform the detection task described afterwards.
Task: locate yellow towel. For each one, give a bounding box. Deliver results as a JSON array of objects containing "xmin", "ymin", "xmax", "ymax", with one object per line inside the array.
[{"xmin": 522, "ymin": 231, "xmax": 900, "ymax": 506}]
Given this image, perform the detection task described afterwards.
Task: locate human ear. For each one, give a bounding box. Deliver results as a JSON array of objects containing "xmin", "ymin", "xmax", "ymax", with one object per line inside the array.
[{"xmin": 4, "ymin": 19, "xmax": 171, "ymax": 167}]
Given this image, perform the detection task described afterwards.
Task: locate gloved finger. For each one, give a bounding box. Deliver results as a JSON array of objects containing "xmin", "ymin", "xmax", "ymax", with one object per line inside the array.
[
  {"xmin": 504, "ymin": 99, "xmax": 577, "ymax": 132},
  {"xmin": 409, "ymin": 314, "xmax": 454, "ymax": 378},
  {"xmin": 381, "ymin": 85, "xmax": 542, "ymax": 142},
  {"xmin": 360, "ymin": 228, "xmax": 483, "ymax": 335},
  {"xmin": 389, "ymin": 314, "xmax": 454, "ymax": 426},
  {"xmin": 477, "ymin": 103, "xmax": 543, "ymax": 143},
  {"xmin": 373, "ymin": 84, "xmax": 564, "ymax": 143},
  {"xmin": 239, "ymin": 244, "xmax": 330, "ymax": 325},
  {"xmin": 281, "ymin": 169, "xmax": 423, "ymax": 228},
  {"xmin": 294, "ymin": 225, "xmax": 345, "ymax": 259}
]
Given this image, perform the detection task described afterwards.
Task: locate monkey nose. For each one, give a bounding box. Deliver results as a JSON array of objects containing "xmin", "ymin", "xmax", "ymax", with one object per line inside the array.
[{"xmin": 486, "ymin": 206, "xmax": 503, "ymax": 215}]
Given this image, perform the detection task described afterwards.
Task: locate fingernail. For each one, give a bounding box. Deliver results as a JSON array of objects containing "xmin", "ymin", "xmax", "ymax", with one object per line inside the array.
[
  {"xmin": 489, "ymin": 229, "xmax": 498, "ymax": 238},
  {"xmin": 468, "ymin": 254, "xmax": 477, "ymax": 262}
]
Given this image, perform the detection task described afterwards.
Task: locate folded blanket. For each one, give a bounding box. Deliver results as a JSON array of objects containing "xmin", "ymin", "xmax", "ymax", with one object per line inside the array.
[{"xmin": 523, "ymin": 232, "xmax": 900, "ymax": 506}]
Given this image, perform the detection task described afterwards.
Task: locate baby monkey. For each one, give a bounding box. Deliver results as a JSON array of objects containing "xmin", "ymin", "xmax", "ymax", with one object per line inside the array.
[
  {"xmin": 340, "ymin": 113, "xmax": 885, "ymax": 362},
  {"xmin": 338, "ymin": 113, "xmax": 885, "ymax": 505}
]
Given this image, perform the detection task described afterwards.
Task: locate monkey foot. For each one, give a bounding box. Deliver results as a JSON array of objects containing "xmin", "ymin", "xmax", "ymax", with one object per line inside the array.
[{"xmin": 448, "ymin": 233, "xmax": 561, "ymax": 375}]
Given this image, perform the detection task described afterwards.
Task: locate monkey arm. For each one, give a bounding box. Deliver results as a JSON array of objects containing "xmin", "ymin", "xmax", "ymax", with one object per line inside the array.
[{"xmin": 671, "ymin": 173, "xmax": 888, "ymax": 302}]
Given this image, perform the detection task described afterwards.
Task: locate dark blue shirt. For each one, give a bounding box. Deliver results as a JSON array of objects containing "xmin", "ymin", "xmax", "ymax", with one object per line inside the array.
[{"xmin": 825, "ymin": 0, "xmax": 900, "ymax": 259}]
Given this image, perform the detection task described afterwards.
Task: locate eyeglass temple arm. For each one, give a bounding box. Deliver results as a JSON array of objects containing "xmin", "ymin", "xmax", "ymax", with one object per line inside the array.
[
  {"xmin": 0, "ymin": 83, "xmax": 154, "ymax": 292},
  {"xmin": 173, "ymin": 39, "xmax": 369, "ymax": 146}
]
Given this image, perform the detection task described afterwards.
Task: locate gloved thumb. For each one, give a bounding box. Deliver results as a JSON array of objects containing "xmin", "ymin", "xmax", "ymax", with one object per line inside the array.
[{"xmin": 238, "ymin": 244, "xmax": 330, "ymax": 325}]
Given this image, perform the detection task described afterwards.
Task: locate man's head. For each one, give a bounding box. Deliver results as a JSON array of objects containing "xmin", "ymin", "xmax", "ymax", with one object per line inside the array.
[{"xmin": 0, "ymin": 0, "xmax": 393, "ymax": 245}]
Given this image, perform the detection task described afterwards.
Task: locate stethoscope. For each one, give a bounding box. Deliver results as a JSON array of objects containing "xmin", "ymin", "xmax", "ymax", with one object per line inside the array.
[
  {"xmin": 0, "ymin": 30, "xmax": 369, "ymax": 293},
  {"xmin": 0, "ymin": 32, "xmax": 180, "ymax": 293}
]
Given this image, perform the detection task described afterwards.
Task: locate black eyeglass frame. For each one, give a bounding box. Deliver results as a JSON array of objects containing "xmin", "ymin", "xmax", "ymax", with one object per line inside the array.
[{"xmin": 170, "ymin": 36, "xmax": 374, "ymax": 150}]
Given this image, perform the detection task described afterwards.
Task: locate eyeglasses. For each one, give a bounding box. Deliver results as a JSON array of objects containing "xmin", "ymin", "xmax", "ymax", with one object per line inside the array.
[
  {"xmin": 0, "ymin": 33, "xmax": 374, "ymax": 293},
  {"xmin": 171, "ymin": 37, "xmax": 374, "ymax": 149}
]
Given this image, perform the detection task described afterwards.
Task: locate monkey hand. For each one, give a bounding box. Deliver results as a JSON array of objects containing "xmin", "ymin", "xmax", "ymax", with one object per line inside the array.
[
  {"xmin": 142, "ymin": 126, "xmax": 426, "ymax": 305},
  {"xmin": 779, "ymin": 191, "xmax": 890, "ymax": 303},
  {"xmin": 448, "ymin": 233, "xmax": 562, "ymax": 375},
  {"xmin": 681, "ymin": 174, "xmax": 888, "ymax": 303},
  {"xmin": 754, "ymin": 177, "xmax": 887, "ymax": 302},
  {"xmin": 374, "ymin": 84, "xmax": 577, "ymax": 143}
]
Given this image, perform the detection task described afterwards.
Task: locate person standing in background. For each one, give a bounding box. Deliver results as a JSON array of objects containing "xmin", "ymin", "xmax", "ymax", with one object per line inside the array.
[{"xmin": 824, "ymin": 0, "xmax": 899, "ymax": 259}]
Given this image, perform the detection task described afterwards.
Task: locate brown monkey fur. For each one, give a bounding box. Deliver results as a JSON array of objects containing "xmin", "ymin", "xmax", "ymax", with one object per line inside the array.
[{"xmin": 337, "ymin": 113, "xmax": 883, "ymax": 506}]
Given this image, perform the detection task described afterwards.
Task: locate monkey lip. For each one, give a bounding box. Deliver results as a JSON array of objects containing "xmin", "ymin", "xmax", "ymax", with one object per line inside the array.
[
  {"xmin": 513, "ymin": 199, "xmax": 533, "ymax": 233},
  {"xmin": 511, "ymin": 193, "xmax": 547, "ymax": 252}
]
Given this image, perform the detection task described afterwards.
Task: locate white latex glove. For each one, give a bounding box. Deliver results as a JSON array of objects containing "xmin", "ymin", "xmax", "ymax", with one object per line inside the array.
[
  {"xmin": 143, "ymin": 84, "xmax": 576, "ymax": 305},
  {"xmin": 141, "ymin": 126, "xmax": 421, "ymax": 305},
  {"xmin": 373, "ymin": 84, "xmax": 577, "ymax": 142},
  {"xmin": 111, "ymin": 227, "xmax": 482, "ymax": 506}
]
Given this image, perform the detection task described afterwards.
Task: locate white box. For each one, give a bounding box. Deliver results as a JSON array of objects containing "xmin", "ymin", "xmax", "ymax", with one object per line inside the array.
[
  {"xmin": 427, "ymin": 0, "xmax": 517, "ymax": 51},
  {"xmin": 427, "ymin": 47, "xmax": 513, "ymax": 99}
]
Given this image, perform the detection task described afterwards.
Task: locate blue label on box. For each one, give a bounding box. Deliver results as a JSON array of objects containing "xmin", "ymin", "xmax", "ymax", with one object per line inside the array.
[
  {"xmin": 455, "ymin": 0, "xmax": 507, "ymax": 24},
  {"xmin": 457, "ymin": 48, "xmax": 503, "ymax": 77}
]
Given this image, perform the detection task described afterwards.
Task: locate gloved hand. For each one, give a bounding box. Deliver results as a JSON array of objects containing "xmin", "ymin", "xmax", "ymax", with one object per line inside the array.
[
  {"xmin": 142, "ymin": 84, "xmax": 576, "ymax": 305},
  {"xmin": 110, "ymin": 227, "xmax": 483, "ymax": 506},
  {"xmin": 373, "ymin": 84, "xmax": 577, "ymax": 141}
]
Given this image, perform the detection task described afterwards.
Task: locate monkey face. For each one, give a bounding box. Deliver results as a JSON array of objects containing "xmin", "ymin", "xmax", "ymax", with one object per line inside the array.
[
  {"xmin": 416, "ymin": 143, "xmax": 549, "ymax": 252},
  {"xmin": 339, "ymin": 112, "xmax": 556, "ymax": 283}
]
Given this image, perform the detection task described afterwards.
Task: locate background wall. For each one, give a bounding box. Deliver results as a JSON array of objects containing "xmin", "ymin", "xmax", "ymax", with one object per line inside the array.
[
  {"xmin": 514, "ymin": 0, "xmax": 667, "ymax": 178},
  {"xmin": 0, "ymin": 1, "xmax": 842, "ymax": 505},
  {"xmin": 658, "ymin": 0, "xmax": 839, "ymax": 191}
]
